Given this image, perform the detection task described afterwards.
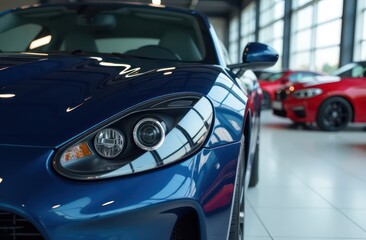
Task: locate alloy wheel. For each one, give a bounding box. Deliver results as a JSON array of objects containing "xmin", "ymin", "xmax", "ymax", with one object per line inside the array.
[{"xmin": 317, "ymin": 97, "xmax": 352, "ymax": 131}]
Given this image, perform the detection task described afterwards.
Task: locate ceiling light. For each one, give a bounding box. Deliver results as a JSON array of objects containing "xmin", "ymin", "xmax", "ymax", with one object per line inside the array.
[{"xmin": 152, "ymin": 0, "xmax": 161, "ymax": 5}]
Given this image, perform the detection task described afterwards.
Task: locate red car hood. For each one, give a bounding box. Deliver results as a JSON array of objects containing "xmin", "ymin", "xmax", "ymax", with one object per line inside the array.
[
  {"xmin": 287, "ymin": 76, "xmax": 341, "ymax": 90},
  {"xmin": 258, "ymin": 80, "xmax": 276, "ymax": 86}
]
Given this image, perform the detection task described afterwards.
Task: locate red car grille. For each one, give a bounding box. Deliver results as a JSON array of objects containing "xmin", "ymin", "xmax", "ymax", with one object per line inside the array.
[
  {"xmin": 0, "ymin": 211, "xmax": 44, "ymax": 240},
  {"xmin": 275, "ymin": 90, "xmax": 288, "ymax": 101}
]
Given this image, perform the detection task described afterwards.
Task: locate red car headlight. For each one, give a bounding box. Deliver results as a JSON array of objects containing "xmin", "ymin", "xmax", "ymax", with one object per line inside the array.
[{"xmin": 293, "ymin": 88, "xmax": 323, "ymax": 99}]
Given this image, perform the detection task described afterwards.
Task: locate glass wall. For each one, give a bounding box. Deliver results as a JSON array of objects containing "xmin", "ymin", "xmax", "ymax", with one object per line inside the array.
[
  {"xmin": 240, "ymin": 2, "xmax": 256, "ymax": 53},
  {"xmin": 290, "ymin": 0, "xmax": 343, "ymax": 73},
  {"xmin": 229, "ymin": 16, "xmax": 239, "ymax": 63},
  {"xmin": 258, "ymin": 0, "xmax": 285, "ymax": 69},
  {"xmin": 355, "ymin": 0, "xmax": 366, "ymax": 61}
]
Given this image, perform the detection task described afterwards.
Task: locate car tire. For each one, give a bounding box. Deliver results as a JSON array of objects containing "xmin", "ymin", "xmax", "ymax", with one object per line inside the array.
[
  {"xmin": 261, "ymin": 92, "xmax": 271, "ymax": 110},
  {"xmin": 316, "ymin": 97, "xmax": 353, "ymax": 131},
  {"xmin": 249, "ymin": 142, "xmax": 259, "ymax": 188},
  {"xmin": 228, "ymin": 140, "xmax": 245, "ymax": 240}
]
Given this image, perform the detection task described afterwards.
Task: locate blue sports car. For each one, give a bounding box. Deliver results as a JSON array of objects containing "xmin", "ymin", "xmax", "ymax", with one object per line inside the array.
[{"xmin": 0, "ymin": 2, "xmax": 277, "ymax": 240}]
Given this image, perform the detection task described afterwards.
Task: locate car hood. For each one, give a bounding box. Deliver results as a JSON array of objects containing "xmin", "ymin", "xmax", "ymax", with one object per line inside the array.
[
  {"xmin": 258, "ymin": 80, "xmax": 274, "ymax": 85},
  {"xmin": 287, "ymin": 75, "xmax": 341, "ymax": 90},
  {"xmin": 0, "ymin": 53, "xmax": 219, "ymax": 147}
]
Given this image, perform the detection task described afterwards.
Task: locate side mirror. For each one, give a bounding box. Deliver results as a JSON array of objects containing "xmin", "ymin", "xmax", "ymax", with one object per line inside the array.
[{"xmin": 228, "ymin": 42, "xmax": 279, "ymax": 72}]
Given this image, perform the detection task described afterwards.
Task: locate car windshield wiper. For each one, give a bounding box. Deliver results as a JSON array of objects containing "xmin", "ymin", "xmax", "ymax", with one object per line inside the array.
[
  {"xmin": 40, "ymin": 50, "xmax": 97, "ymax": 55},
  {"xmin": 69, "ymin": 49, "xmax": 100, "ymax": 55},
  {"xmin": 110, "ymin": 52, "xmax": 184, "ymax": 62},
  {"xmin": 71, "ymin": 49, "xmax": 83, "ymax": 55},
  {"xmin": 30, "ymin": 50, "xmax": 177, "ymax": 62},
  {"xmin": 46, "ymin": 50, "xmax": 156, "ymax": 60},
  {"xmin": 110, "ymin": 52, "xmax": 159, "ymax": 60}
]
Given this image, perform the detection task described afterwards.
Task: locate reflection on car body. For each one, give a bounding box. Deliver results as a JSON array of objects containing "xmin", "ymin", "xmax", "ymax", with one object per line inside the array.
[{"xmin": 0, "ymin": 2, "xmax": 278, "ymax": 240}]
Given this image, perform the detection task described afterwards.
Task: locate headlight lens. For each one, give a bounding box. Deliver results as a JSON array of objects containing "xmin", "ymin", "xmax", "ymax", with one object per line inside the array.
[
  {"xmin": 94, "ymin": 128, "xmax": 125, "ymax": 158},
  {"xmin": 293, "ymin": 88, "xmax": 322, "ymax": 99},
  {"xmin": 133, "ymin": 118, "xmax": 166, "ymax": 151},
  {"xmin": 53, "ymin": 95, "xmax": 213, "ymax": 180}
]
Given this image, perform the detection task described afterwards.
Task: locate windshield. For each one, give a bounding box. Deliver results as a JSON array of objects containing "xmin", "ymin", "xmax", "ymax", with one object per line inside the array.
[
  {"xmin": 262, "ymin": 72, "xmax": 285, "ymax": 82},
  {"xmin": 333, "ymin": 63, "xmax": 366, "ymax": 77},
  {"xmin": 0, "ymin": 5, "xmax": 213, "ymax": 63}
]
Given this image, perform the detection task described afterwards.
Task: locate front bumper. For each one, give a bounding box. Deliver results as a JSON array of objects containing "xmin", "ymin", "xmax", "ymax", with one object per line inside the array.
[
  {"xmin": 0, "ymin": 142, "xmax": 240, "ymax": 240},
  {"xmin": 274, "ymin": 104, "xmax": 307, "ymax": 121},
  {"xmin": 272, "ymin": 89, "xmax": 320, "ymax": 123},
  {"xmin": 275, "ymin": 102, "xmax": 308, "ymax": 123},
  {"xmin": 283, "ymin": 97, "xmax": 320, "ymax": 123}
]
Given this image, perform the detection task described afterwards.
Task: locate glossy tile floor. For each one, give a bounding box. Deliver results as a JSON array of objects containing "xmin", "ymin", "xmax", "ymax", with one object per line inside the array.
[{"xmin": 244, "ymin": 110, "xmax": 366, "ymax": 240}]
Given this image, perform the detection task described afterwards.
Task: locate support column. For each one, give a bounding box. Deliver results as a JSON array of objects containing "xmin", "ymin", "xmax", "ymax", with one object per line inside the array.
[
  {"xmin": 340, "ymin": 0, "xmax": 357, "ymax": 66},
  {"xmin": 254, "ymin": 0, "xmax": 260, "ymax": 42},
  {"xmin": 282, "ymin": 0, "xmax": 292, "ymax": 69}
]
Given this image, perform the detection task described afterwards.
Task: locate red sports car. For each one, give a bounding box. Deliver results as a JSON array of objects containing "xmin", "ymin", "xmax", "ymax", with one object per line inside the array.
[
  {"xmin": 258, "ymin": 70, "xmax": 322, "ymax": 109},
  {"xmin": 273, "ymin": 61, "xmax": 366, "ymax": 131}
]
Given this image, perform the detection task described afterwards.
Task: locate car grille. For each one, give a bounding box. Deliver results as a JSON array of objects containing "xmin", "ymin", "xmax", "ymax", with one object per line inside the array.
[
  {"xmin": 275, "ymin": 90, "xmax": 288, "ymax": 101},
  {"xmin": 0, "ymin": 211, "xmax": 44, "ymax": 240}
]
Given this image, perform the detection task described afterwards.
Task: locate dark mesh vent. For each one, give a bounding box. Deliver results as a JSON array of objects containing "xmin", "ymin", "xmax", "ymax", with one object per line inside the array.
[
  {"xmin": 293, "ymin": 109, "xmax": 306, "ymax": 118},
  {"xmin": 275, "ymin": 90, "xmax": 288, "ymax": 101},
  {"xmin": 0, "ymin": 211, "xmax": 44, "ymax": 240},
  {"xmin": 171, "ymin": 219, "xmax": 183, "ymax": 240},
  {"xmin": 170, "ymin": 208, "xmax": 200, "ymax": 240}
]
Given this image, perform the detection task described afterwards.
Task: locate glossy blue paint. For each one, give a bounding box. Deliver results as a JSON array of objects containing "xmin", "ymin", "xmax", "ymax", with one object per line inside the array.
[
  {"xmin": 207, "ymin": 73, "xmax": 248, "ymax": 147},
  {"xmin": 0, "ymin": 54, "xmax": 223, "ymax": 148},
  {"xmin": 243, "ymin": 42, "xmax": 279, "ymax": 68},
  {"xmin": 0, "ymin": 2, "xmax": 273, "ymax": 240},
  {"xmin": 0, "ymin": 53, "xmax": 243, "ymax": 239},
  {"xmin": 0, "ymin": 142, "xmax": 240, "ymax": 239},
  {"xmin": 0, "ymin": 9, "xmax": 12, "ymax": 16}
]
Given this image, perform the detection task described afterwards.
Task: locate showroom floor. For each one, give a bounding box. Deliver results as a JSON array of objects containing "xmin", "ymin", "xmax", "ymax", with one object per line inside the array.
[{"xmin": 244, "ymin": 110, "xmax": 366, "ymax": 240}]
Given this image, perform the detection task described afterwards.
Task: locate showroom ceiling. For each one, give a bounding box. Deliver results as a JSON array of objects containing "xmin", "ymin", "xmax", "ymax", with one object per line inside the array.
[
  {"xmin": 142, "ymin": 0, "xmax": 241, "ymax": 17},
  {"xmin": 44, "ymin": 0, "xmax": 251, "ymax": 17}
]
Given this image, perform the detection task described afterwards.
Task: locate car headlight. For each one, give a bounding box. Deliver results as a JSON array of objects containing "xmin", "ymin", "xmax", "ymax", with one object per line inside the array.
[
  {"xmin": 133, "ymin": 118, "xmax": 166, "ymax": 151},
  {"xmin": 292, "ymin": 88, "xmax": 322, "ymax": 99},
  {"xmin": 94, "ymin": 128, "xmax": 125, "ymax": 158},
  {"xmin": 53, "ymin": 95, "xmax": 213, "ymax": 180}
]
